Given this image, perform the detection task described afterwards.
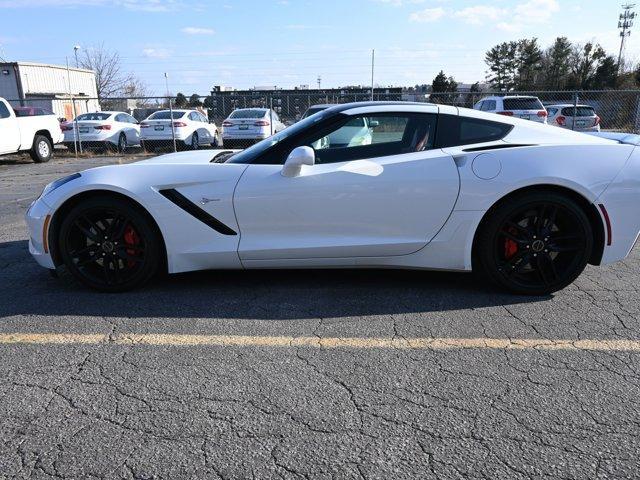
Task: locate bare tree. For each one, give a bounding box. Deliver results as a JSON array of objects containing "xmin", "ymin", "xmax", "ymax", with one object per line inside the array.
[
  {"xmin": 78, "ymin": 43, "xmax": 134, "ymax": 99},
  {"xmin": 121, "ymin": 77, "xmax": 152, "ymax": 106}
]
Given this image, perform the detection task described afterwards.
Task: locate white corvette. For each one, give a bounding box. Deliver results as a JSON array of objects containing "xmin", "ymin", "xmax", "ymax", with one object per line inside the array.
[{"xmin": 26, "ymin": 102, "xmax": 640, "ymax": 294}]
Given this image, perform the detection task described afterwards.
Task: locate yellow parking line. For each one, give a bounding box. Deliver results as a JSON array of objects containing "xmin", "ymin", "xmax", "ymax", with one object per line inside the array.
[{"xmin": 0, "ymin": 333, "xmax": 639, "ymax": 351}]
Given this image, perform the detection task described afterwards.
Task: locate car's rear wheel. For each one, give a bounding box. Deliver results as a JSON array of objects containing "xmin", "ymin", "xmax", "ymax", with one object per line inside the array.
[
  {"xmin": 58, "ymin": 196, "xmax": 161, "ymax": 292},
  {"xmin": 30, "ymin": 135, "xmax": 52, "ymax": 163},
  {"xmin": 190, "ymin": 132, "xmax": 199, "ymax": 150},
  {"xmin": 117, "ymin": 133, "xmax": 127, "ymax": 153},
  {"xmin": 475, "ymin": 192, "xmax": 593, "ymax": 295}
]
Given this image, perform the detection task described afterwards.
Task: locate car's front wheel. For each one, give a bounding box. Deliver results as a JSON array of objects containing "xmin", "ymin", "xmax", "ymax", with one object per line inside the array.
[
  {"xmin": 475, "ymin": 191, "xmax": 593, "ymax": 295},
  {"xmin": 57, "ymin": 195, "xmax": 161, "ymax": 292}
]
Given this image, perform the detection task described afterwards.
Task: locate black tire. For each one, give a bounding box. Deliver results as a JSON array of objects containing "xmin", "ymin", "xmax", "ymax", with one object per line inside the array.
[
  {"xmin": 211, "ymin": 131, "xmax": 221, "ymax": 148},
  {"xmin": 57, "ymin": 195, "xmax": 161, "ymax": 292},
  {"xmin": 474, "ymin": 191, "xmax": 593, "ymax": 295},
  {"xmin": 117, "ymin": 133, "xmax": 127, "ymax": 153},
  {"xmin": 190, "ymin": 132, "xmax": 199, "ymax": 150},
  {"xmin": 30, "ymin": 135, "xmax": 52, "ymax": 163}
]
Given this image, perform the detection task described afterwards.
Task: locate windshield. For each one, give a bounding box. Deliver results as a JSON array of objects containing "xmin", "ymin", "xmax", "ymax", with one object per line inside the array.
[
  {"xmin": 76, "ymin": 113, "xmax": 112, "ymax": 121},
  {"xmin": 227, "ymin": 108, "xmax": 334, "ymax": 164},
  {"xmin": 230, "ymin": 109, "xmax": 267, "ymax": 119},
  {"xmin": 148, "ymin": 111, "xmax": 185, "ymax": 120}
]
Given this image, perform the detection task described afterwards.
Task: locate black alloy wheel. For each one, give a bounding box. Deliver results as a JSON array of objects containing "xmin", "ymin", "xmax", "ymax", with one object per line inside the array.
[
  {"xmin": 476, "ymin": 192, "xmax": 593, "ymax": 295},
  {"xmin": 58, "ymin": 196, "xmax": 161, "ymax": 291}
]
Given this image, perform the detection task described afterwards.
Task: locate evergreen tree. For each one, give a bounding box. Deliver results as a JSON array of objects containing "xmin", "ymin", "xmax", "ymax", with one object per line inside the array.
[
  {"xmin": 515, "ymin": 38, "xmax": 543, "ymax": 90},
  {"xmin": 188, "ymin": 94, "xmax": 203, "ymax": 107},
  {"xmin": 541, "ymin": 37, "xmax": 573, "ymax": 89},
  {"xmin": 591, "ymin": 56, "xmax": 618, "ymax": 89},
  {"xmin": 175, "ymin": 92, "xmax": 188, "ymax": 107},
  {"xmin": 485, "ymin": 41, "xmax": 518, "ymax": 90},
  {"xmin": 431, "ymin": 70, "xmax": 458, "ymax": 104}
]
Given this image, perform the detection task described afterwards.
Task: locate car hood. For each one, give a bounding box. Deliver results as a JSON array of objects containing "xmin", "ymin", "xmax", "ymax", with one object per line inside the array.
[{"xmin": 135, "ymin": 149, "xmax": 240, "ymax": 165}]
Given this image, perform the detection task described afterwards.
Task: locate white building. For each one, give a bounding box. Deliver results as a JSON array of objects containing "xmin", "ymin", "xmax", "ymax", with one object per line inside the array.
[{"xmin": 0, "ymin": 61, "xmax": 99, "ymax": 120}]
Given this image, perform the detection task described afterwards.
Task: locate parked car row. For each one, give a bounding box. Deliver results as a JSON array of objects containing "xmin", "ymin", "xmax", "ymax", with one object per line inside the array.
[
  {"xmin": 473, "ymin": 95, "xmax": 601, "ymax": 132},
  {"xmin": 60, "ymin": 107, "xmax": 287, "ymax": 152}
]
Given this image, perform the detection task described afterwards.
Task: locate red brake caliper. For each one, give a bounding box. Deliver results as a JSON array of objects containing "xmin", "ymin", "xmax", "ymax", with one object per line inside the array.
[
  {"xmin": 504, "ymin": 227, "xmax": 518, "ymax": 259},
  {"xmin": 123, "ymin": 225, "xmax": 140, "ymax": 268}
]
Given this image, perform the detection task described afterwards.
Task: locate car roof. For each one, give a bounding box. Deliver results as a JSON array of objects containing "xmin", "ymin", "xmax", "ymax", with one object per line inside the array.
[{"xmin": 307, "ymin": 104, "xmax": 333, "ymax": 109}]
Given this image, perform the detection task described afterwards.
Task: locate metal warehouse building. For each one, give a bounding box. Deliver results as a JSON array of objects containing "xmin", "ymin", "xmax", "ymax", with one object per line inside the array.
[{"xmin": 0, "ymin": 61, "xmax": 99, "ymax": 120}]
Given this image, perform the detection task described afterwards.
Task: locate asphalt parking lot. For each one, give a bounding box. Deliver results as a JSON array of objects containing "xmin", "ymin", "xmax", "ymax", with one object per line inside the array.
[{"xmin": 1, "ymin": 153, "xmax": 640, "ymax": 479}]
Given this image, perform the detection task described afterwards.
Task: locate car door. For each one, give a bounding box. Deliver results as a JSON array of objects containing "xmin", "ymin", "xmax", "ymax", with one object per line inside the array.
[
  {"xmin": 0, "ymin": 101, "xmax": 20, "ymax": 154},
  {"xmin": 233, "ymin": 110, "xmax": 460, "ymax": 261}
]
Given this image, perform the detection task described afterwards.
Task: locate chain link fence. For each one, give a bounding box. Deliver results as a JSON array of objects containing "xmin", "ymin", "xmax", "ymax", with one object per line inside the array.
[{"xmin": 5, "ymin": 89, "xmax": 640, "ymax": 159}]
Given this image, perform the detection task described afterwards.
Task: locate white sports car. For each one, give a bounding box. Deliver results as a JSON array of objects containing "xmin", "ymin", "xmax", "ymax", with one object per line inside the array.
[{"xmin": 26, "ymin": 102, "xmax": 640, "ymax": 294}]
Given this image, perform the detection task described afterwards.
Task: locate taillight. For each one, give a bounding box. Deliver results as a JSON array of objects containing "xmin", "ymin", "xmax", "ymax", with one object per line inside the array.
[
  {"xmin": 94, "ymin": 124, "xmax": 112, "ymax": 130},
  {"xmin": 254, "ymin": 120, "xmax": 270, "ymax": 126},
  {"xmin": 556, "ymin": 116, "xmax": 566, "ymax": 126},
  {"xmin": 222, "ymin": 121, "xmax": 234, "ymax": 127},
  {"xmin": 537, "ymin": 110, "xmax": 547, "ymax": 117},
  {"xmin": 140, "ymin": 122, "xmax": 150, "ymax": 128},
  {"xmin": 173, "ymin": 121, "xmax": 187, "ymax": 127},
  {"xmin": 496, "ymin": 111, "xmax": 513, "ymax": 116},
  {"xmin": 60, "ymin": 124, "xmax": 73, "ymax": 131},
  {"xmin": 594, "ymin": 115, "xmax": 601, "ymax": 126}
]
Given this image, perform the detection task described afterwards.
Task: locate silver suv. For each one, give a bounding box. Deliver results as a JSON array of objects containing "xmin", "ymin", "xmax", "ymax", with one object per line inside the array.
[
  {"xmin": 474, "ymin": 96, "xmax": 547, "ymax": 124},
  {"xmin": 546, "ymin": 104, "xmax": 601, "ymax": 132}
]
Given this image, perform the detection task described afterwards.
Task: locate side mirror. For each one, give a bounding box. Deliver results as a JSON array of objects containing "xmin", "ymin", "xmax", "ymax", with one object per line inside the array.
[
  {"xmin": 282, "ymin": 146, "xmax": 315, "ymax": 177},
  {"xmin": 368, "ymin": 120, "xmax": 380, "ymax": 128}
]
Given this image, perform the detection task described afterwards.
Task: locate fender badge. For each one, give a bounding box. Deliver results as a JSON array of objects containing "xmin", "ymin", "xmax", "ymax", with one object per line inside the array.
[{"xmin": 200, "ymin": 197, "xmax": 220, "ymax": 205}]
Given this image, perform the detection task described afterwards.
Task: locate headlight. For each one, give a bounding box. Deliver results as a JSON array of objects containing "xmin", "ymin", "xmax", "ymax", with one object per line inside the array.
[{"xmin": 40, "ymin": 173, "xmax": 81, "ymax": 198}]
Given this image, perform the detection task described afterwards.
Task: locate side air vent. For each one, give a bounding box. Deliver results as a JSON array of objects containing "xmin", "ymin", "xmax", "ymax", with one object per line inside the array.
[{"xmin": 159, "ymin": 188, "xmax": 237, "ymax": 236}]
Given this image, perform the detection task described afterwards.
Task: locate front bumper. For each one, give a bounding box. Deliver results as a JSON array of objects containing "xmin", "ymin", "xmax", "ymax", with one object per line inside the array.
[{"xmin": 25, "ymin": 197, "xmax": 55, "ymax": 269}]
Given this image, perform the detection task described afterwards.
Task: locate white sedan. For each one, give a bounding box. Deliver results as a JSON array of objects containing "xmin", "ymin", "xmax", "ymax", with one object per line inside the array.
[
  {"xmin": 62, "ymin": 111, "xmax": 140, "ymax": 152},
  {"xmin": 26, "ymin": 102, "xmax": 640, "ymax": 295},
  {"xmin": 222, "ymin": 108, "xmax": 286, "ymax": 148},
  {"xmin": 140, "ymin": 109, "xmax": 220, "ymax": 151}
]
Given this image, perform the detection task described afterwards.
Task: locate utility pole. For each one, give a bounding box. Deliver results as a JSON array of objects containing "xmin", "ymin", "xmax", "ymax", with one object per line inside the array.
[
  {"xmin": 317, "ymin": 75, "xmax": 321, "ymax": 90},
  {"xmin": 618, "ymin": 4, "xmax": 636, "ymax": 73},
  {"xmin": 370, "ymin": 49, "xmax": 375, "ymax": 101}
]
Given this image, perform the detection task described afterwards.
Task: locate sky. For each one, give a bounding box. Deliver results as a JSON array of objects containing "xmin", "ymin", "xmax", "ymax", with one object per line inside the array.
[{"xmin": 0, "ymin": 0, "xmax": 635, "ymax": 95}]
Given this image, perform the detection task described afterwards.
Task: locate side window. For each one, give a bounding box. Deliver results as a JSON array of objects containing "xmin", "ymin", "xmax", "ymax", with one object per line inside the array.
[
  {"xmin": 435, "ymin": 114, "xmax": 513, "ymax": 148},
  {"xmin": 476, "ymin": 101, "xmax": 484, "ymax": 111},
  {"xmin": 199, "ymin": 113, "xmax": 209, "ymax": 123},
  {"xmin": 115, "ymin": 114, "xmax": 125, "ymax": 122},
  {"xmin": 0, "ymin": 102, "xmax": 11, "ymax": 119},
  {"xmin": 547, "ymin": 108, "xmax": 557, "ymax": 117},
  {"xmin": 127, "ymin": 114, "xmax": 137, "ymax": 124},
  {"xmin": 299, "ymin": 113, "xmax": 436, "ymax": 164},
  {"xmin": 189, "ymin": 112, "xmax": 199, "ymax": 121},
  {"xmin": 481, "ymin": 100, "xmax": 496, "ymax": 111}
]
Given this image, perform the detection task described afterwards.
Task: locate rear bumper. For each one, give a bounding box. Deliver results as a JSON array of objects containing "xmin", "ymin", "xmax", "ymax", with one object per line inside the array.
[{"xmin": 222, "ymin": 132, "xmax": 269, "ymax": 140}]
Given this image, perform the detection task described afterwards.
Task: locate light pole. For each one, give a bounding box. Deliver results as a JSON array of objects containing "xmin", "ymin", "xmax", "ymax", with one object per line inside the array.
[{"xmin": 73, "ymin": 45, "xmax": 80, "ymax": 68}]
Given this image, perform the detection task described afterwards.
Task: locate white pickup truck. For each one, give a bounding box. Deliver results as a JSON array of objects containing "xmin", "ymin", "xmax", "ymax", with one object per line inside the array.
[{"xmin": 0, "ymin": 97, "xmax": 64, "ymax": 163}]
